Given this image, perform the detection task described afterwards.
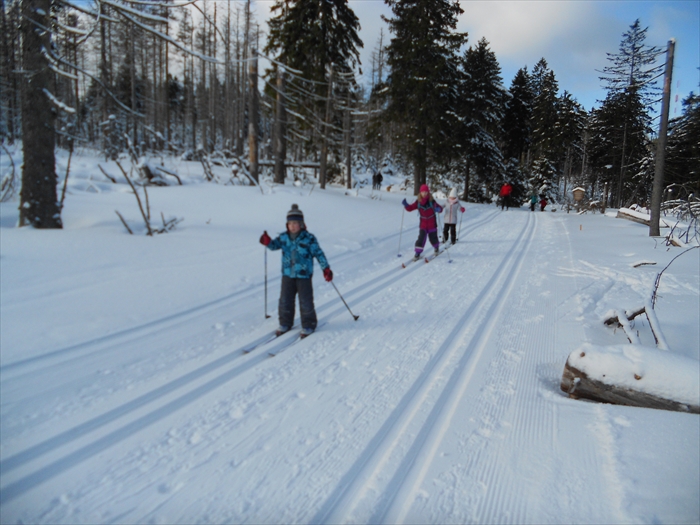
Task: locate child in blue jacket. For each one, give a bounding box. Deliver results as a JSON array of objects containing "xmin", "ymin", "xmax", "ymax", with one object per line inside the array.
[{"xmin": 260, "ymin": 204, "xmax": 332, "ymax": 337}]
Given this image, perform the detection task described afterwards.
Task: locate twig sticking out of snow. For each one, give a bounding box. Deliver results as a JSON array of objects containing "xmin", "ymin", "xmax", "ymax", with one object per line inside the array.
[
  {"xmin": 613, "ymin": 309, "xmax": 641, "ymax": 345},
  {"xmin": 98, "ymin": 164, "xmax": 117, "ymax": 183},
  {"xmin": 115, "ymin": 210, "xmax": 133, "ymax": 234},
  {"xmin": 116, "ymin": 161, "xmax": 153, "ymax": 236},
  {"xmin": 603, "ymin": 306, "xmax": 668, "ymax": 350},
  {"xmin": 652, "ymin": 246, "xmax": 700, "ymax": 308},
  {"xmin": 644, "ymin": 299, "xmax": 670, "ymax": 351}
]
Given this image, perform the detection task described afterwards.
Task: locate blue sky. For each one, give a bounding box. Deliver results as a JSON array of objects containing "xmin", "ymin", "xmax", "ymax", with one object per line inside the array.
[{"xmin": 255, "ymin": 0, "xmax": 700, "ymax": 115}]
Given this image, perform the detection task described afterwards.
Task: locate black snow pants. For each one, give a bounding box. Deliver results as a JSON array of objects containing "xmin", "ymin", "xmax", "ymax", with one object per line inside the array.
[
  {"xmin": 279, "ymin": 275, "xmax": 317, "ymax": 330},
  {"xmin": 442, "ymin": 223, "xmax": 456, "ymax": 244}
]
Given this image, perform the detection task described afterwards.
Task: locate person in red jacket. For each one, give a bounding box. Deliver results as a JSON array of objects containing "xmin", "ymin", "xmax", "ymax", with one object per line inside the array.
[
  {"xmin": 499, "ymin": 182, "xmax": 513, "ymax": 210},
  {"xmin": 402, "ymin": 184, "xmax": 443, "ymax": 260}
]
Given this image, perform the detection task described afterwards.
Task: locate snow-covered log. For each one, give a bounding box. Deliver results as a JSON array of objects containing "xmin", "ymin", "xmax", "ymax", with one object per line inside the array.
[
  {"xmin": 616, "ymin": 208, "xmax": 651, "ymax": 226},
  {"xmin": 616, "ymin": 207, "xmax": 672, "ymax": 228},
  {"xmin": 561, "ymin": 344, "xmax": 700, "ymax": 414}
]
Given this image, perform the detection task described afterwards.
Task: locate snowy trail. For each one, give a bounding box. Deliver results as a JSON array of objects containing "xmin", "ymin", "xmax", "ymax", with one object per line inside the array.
[
  {"xmin": 0, "ymin": 206, "xmax": 498, "ymax": 457},
  {"xmin": 313, "ymin": 212, "xmax": 536, "ymax": 523},
  {"xmin": 2, "ymin": 194, "xmax": 698, "ymax": 524},
  {"xmin": 0, "ymin": 206, "xmax": 503, "ymax": 510}
]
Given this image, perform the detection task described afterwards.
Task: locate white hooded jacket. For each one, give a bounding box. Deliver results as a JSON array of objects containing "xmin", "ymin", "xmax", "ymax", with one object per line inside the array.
[{"xmin": 443, "ymin": 197, "xmax": 463, "ymax": 224}]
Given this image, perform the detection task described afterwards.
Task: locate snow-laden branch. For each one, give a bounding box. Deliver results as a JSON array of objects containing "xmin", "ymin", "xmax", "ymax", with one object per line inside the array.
[
  {"xmin": 43, "ymin": 88, "xmax": 76, "ymax": 114},
  {"xmin": 57, "ymin": 0, "xmax": 120, "ymax": 23},
  {"xmin": 102, "ymin": 0, "xmax": 169, "ymax": 24}
]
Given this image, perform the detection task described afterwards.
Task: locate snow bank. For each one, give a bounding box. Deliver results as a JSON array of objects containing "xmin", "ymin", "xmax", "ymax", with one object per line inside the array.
[{"xmin": 568, "ymin": 343, "xmax": 700, "ymax": 408}]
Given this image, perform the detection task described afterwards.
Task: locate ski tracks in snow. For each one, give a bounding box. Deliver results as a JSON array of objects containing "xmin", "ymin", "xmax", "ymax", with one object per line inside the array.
[
  {"xmin": 0, "ymin": 207, "xmax": 500, "ymax": 514},
  {"xmin": 311, "ymin": 211, "xmax": 537, "ymax": 523},
  {"xmin": 3, "ymin": 207, "xmax": 635, "ymax": 523}
]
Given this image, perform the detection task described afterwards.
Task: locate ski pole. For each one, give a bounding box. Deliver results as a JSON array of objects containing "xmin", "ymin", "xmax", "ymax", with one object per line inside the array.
[
  {"xmin": 264, "ymin": 248, "xmax": 271, "ymax": 319},
  {"xmin": 397, "ymin": 208, "xmax": 405, "ymax": 257},
  {"xmin": 331, "ymin": 281, "xmax": 359, "ymax": 321},
  {"xmin": 439, "ymin": 213, "xmax": 452, "ymax": 263},
  {"xmin": 458, "ymin": 206, "xmax": 464, "ymax": 241}
]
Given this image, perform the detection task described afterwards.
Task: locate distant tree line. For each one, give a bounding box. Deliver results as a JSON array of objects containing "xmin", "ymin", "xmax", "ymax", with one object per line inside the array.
[{"xmin": 1, "ymin": 0, "xmax": 697, "ymax": 228}]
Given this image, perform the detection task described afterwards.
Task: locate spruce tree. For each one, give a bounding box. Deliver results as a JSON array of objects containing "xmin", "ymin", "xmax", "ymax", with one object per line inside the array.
[
  {"xmin": 555, "ymin": 91, "xmax": 587, "ymax": 198},
  {"xmin": 383, "ymin": 0, "xmax": 466, "ymax": 193},
  {"xmin": 502, "ymin": 67, "xmax": 534, "ymax": 165},
  {"xmin": 457, "ymin": 37, "xmax": 508, "ymax": 200},
  {"xmin": 265, "ymin": 0, "xmax": 363, "ymax": 186},
  {"xmin": 530, "ymin": 58, "xmax": 560, "ymax": 161},
  {"xmin": 266, "ymin": 0, "xmax": 362, "ymax": 84},
  {"xmin": 594, "ymin": 19, "xmax": 662, "ymax": 207},
  {"xmin": 665, "ymin": 93, "xmax": 700, "ymax": 190},
  {"xmin": 588, "ymin": 87, "xmax": 650, "ymax": 206}
]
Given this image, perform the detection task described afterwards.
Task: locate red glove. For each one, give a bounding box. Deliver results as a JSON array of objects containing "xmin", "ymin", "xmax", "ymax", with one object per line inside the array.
[
  {"xmin": 460, "ymin": 207, "xmax": 465, "ymax": 213},
  {"xmin": 260, "ymin": 231, "xmax": 271, "ymax": 246},
  {"xmin": 323, "ymin": 267, "xmax": 333, "ymax": 282}
]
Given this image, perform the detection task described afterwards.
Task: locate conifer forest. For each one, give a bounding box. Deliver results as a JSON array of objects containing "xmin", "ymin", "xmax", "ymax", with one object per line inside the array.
[{"xmin": 1, "ymin": 0, "xmax": 698, "ymax": 229}]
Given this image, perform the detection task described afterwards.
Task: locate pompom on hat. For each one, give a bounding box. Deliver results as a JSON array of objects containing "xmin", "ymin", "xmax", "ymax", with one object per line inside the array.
[
  {"xmin": 286, "ymin": 203, "xmax": 304, "ymax": 223},
  {"xmin": 419, "ymin": 184, "xmax": 430, "ymax": 193}
]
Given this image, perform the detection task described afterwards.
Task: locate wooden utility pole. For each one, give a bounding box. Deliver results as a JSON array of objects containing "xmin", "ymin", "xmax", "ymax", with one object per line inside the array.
[
  {"xmin": 649, "ymin": 39, "xmax": 675, "ymax": 237},
  {"xmin": 274, "ymin": 66, "xmax": 287, "ymax": 184},
  {"xmin": 248, "ymin": 47, "xmax": 259, "ymax": 183},
  {"xmin": 319, "ymin": 66, "xmax": 333, "ymax": 189}
]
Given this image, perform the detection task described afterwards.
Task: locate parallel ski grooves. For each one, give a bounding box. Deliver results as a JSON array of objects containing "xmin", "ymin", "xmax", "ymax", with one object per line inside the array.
[
  {"xmin": 311, "ymin": 213, "xmax": 535, "ymax": 524},
  {"xmin": 0, "ymin": 209, "xmax": 502, "ymax": 504}
]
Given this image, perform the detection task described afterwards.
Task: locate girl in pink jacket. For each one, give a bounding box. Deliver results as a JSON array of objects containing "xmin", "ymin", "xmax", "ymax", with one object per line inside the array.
[{"xmin": 402, "ymin": 184, "xmax": 443, "ymax": 260}]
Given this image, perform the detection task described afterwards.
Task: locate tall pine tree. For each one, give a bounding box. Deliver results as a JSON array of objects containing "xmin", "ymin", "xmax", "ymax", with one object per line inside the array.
[
  {"xmin": 592, "ymin": 19, "xmax": 662, "ymax": 207},
  {"xmin": 383, "ymin": 0, "xmax": 466, "ymax": 193},
  {"xmin": 457, "ymin": 37, "xmax": 508, "ymax": 200},
  {"xmin": 529, "ymin": 58, "xmax": 560, "ymax": 200},
  {"xmin": 265, "ymin": 0, "xmax": 363, "ymax": 186},
  {"xmin": 266, "ymin": 0, "xmax": 362, "ymax": 83},
  {"xmin": 502, "ymin": 67, "xmax": 534, "ymax": 165},
  {"xmin": 665, "ymin": 93, "xmax": 700, "ymax": 191}
]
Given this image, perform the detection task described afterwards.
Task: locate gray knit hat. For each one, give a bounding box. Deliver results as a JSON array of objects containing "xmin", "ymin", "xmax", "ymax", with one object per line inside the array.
[{"xmin": 286, "ymin": 204, "xmax": 304, "ymax": 223}]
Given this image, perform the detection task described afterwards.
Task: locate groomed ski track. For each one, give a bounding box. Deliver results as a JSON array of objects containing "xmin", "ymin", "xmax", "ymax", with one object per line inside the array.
[{"xmin": 0, "ymin": 205, "xmax": 637, "ymax": 523}]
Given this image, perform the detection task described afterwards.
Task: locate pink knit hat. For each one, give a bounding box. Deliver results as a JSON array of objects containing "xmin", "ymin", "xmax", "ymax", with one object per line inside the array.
[{"xmin": 419, "ymin": 184, "xmax": 430, "ymax": 193}]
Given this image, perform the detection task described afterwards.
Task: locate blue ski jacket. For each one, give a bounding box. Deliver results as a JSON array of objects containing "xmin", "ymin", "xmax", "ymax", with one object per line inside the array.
[{"xmin": 267, "ymin": 229, "xmax": 329, "ymax": 279}]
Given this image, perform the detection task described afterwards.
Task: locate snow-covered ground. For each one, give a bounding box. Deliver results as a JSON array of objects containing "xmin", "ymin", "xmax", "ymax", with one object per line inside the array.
[{"xmin": 1, "ymin": 150, "xmax": 699, "ymax": 524}]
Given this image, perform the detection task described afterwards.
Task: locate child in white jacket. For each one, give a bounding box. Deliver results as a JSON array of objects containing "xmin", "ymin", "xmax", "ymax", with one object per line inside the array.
[{"xmin": 442, "ymin": 188, "xmax": 465, "ymax": 244}]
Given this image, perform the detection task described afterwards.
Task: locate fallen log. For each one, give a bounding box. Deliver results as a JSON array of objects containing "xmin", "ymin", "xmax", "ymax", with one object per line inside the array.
[
  {"xmin": 616, "ymin": 208, "xmax": 650, "ymax": 226},
  {"xmin": 561, "ymin": 344, "xmax": 700, "ymax": 414}
]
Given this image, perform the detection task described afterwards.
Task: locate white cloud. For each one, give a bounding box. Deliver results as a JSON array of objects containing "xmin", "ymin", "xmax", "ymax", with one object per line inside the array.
[{"xmin": 457, "ymin": 1, "xmax": 591, "ymax": 57}]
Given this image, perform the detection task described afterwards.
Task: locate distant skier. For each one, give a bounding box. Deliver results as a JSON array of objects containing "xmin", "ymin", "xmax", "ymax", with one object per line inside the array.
[
  {"xmin": 260, "ymin": 204, "xmax": 333, "ymax": 338},
  {"xmin": 402, "ymin": 184, "xmax": 443, "ymax": 260},
  {"xmin": 540, "ymin": 196, "xmax": 548, "ymax": 212},
  {"xmin": 529, "ymin": 193, "xmax": 538, "ymax": 212},
  {"xmin": 442, "ymin": 188, "xmax": 465, "ymax": 244},
  {"xmin": 372, "ymin": 171, "xmax": 383, "ymax": 190},
  {"xmin": 499, "ymin": 182, "xmax": 513, "ymax": 210}
]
